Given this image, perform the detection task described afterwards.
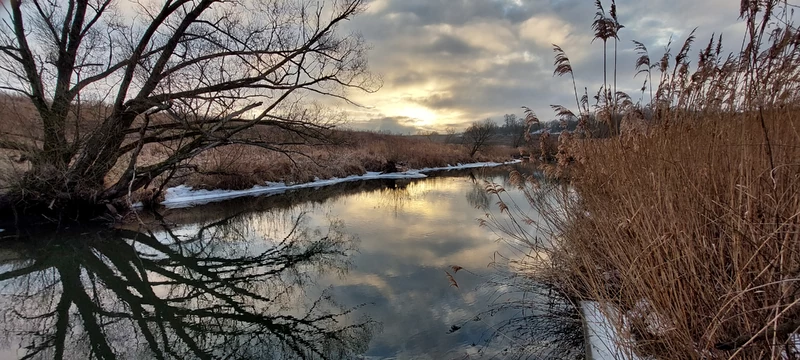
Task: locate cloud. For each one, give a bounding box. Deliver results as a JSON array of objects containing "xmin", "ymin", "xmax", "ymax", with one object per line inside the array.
[
  {"xmin": 520, "ymin": 15, "xmax": 578, "ymax": 48},
  {"xmin": 333, "ymin": 0, "xmax": 743, "ymax": 133}
]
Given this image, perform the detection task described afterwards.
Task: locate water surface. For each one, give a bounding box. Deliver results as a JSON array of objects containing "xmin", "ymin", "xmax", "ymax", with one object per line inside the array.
[{"xmin": 0, "ymin": 165, "xmax": 583, "ymax": 359}]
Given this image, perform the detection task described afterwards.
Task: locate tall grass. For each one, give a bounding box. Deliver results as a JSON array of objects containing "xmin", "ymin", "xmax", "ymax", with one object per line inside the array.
[{"xmin": 499, "ymin": 1, "xmax": 800, "ymax": 359}]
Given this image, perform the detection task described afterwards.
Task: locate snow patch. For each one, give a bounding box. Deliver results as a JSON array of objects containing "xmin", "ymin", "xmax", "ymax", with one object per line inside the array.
[
  {"xmin": 582, "ymin": 301, "xmax": 642, "ymax": 360},
  {"xmin": 162, "ymin": 171, "xmax": 426, "ymax": 208},
  {"xmin": 414, "ymin": 160, "xmax": 521, "ymax": 173},
  {"xmin": 626, "ymin": 299, "xmax": 673, "ymax": 337},
  {"xmin": 785, "ymin": 333, "xmax": 800, "ymax": 360},
  {"xmin": 161, "ymin": 160, "xmax": 521, "ymax": 208}
]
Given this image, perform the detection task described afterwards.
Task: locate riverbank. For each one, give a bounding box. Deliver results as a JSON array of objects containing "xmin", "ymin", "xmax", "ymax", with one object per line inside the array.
[
  {"xmin": 159, "ymin": 160, "xmax": 522, "ymax": 208},
  {"xmin": 157, "ymin": 131, "xmax": 521, "ymax": 193},
  {"xmin": 88, "ymin": 130, "xmax": 520, "ymax": 208},
  {"xmin": 0, "ymin": 127, "xmax": 522, "ymax": 213}
]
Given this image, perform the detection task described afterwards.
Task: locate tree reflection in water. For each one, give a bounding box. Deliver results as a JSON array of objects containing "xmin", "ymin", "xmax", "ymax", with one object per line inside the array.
[
  {"xmin": 465, "ymin": 172, "xmax": 491, "ymax": 210},
  {"xmin": 0, "ymin": 213, "xmax": 374, "ymax": 359},
  {"xmin": 482, "ymin": 277, "xmax": 585, "ymax": 360}
]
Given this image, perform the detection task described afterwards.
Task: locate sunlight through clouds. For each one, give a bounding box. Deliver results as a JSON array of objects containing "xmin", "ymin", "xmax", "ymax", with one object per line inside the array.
[
  {"xmin": 397, "ymin": 105, "xmax": 438, "ymax": 127},
  {"xmin": 337, "ymin": 0, "xmax": 742, "ymax": 133}
]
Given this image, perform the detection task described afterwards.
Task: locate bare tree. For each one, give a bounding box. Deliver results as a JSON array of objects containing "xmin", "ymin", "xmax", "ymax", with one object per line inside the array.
[
  {"xmin": 501, "ymin": 114, "xmax": 526, "ymax": 148},
  {"xmin": 0, "ymin": 0, "xmax": 376, "ymax": 214},
  {"xmin": 443, "ymin": 126, "xmax": 457, "ymax": 144},
  {"xmin": 463, "ymin": 119, "xmax": 497, "ymax": 157}
]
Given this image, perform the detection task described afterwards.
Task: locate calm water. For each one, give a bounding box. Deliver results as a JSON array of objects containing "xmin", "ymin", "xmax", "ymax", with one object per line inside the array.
[{"xmin": 0, "ymin": 165, "xmax": 583, "ymax": 359}]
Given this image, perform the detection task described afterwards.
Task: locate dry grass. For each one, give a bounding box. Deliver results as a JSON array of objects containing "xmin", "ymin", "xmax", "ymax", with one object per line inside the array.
[
  {"xmin": 502, "ymin": 113, "xmax": 800, "ymax": 359},
  {"xmin": 0, "ymin": 93, "xmax": 110, "ymax": 146},
  {"xmin": 173, "ymin": 131, "xmax": 516, "ymax": 191}
]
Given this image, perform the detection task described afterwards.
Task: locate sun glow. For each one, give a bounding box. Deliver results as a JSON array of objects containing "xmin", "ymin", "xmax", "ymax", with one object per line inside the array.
[{"xmin": 398, "ymin": 106, "xmax": 437, "ymax": 126}]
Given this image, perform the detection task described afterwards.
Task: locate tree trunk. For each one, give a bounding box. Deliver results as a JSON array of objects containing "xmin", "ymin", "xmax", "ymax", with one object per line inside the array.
[{"xmin": 68, "ymin": 112, "xmax": 139, "ymax": 188}]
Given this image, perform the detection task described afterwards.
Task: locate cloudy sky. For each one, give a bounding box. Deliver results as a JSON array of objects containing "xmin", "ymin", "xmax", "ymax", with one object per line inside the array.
[{"xmin": 338, "ymin": 0, "xmax": 746, "ymax": 133}]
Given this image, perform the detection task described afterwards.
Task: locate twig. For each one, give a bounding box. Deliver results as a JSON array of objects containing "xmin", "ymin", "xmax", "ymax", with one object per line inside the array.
[{"xmin": 758, "ymin": 106, "xmax": 776, "ymax": 186}]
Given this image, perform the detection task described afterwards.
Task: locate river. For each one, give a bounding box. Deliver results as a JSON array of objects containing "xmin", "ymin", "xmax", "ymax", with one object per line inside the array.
[{"xmin": 0, "ymin": 164, "xmax": 583, "ymax": 359}]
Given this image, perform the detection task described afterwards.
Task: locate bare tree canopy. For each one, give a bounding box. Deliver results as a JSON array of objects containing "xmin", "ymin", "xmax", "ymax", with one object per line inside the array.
[
  {"xmin": 0, "ymin": 0, "xmax": 377, "ymax": 213},
  {"xmin": 500, "ymin": 114, "xmax": 526, "ymax": 148},
  {"xmin": 463, "ymin": 119, "xmax": 497, "ymax": 157}
]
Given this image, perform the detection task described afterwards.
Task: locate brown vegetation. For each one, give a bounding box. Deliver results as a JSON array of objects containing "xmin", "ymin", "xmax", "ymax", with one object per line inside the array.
[
  {"xmin": 554, "ymin": 112, "xmax": 800, "ymax": 359},
  {"xmin": 490, "ymin": 0, "xmax": 800, "ymax": 359},
  {"xmin": 1, "ymin": 112, "xmax": 517, "ymax": 207}
]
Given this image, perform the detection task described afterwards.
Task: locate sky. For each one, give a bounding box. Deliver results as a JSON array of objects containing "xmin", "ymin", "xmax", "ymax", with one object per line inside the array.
[
  {"xmin": 338, "ymin": 0, "xmax": 746, "ymax": 134},
  {"xmin": 0, "ymin": 0, "xmax": 748, "ymax": 134}
]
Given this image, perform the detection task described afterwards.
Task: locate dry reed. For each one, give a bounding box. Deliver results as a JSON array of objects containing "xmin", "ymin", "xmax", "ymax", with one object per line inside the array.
[
  {"xmin": 553, "ymin": 113, "xmax": 800, "ymax": 359},
  {"xmin": 499, "ymin": 1, "xmax": 800, "ymax": 358}
]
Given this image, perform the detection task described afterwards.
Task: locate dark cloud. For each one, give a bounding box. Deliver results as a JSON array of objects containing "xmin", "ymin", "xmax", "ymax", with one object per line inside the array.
[
  {"xmin": 349, "ymin": 116, "xmax": 420, "ymax": 134},
  {"xmin": 426, "ymin": 34, "xmax": 480, "ymax": 56},
  {"xmin": 388, "ymin": 71, "xmax": 428, "ymax": 87}
]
